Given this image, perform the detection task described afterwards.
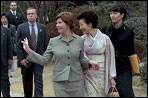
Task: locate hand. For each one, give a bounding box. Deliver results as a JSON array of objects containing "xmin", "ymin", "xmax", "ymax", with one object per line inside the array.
[
  {"xmin": 21, "ymin": 38, "xmax": 31, "ymax": 53},
  {"xmin": 89, "ymin": 60, "xmax": 100, "ymax": 70},
  {"xmin": 21, "ymin": 59, "xmax": 29, "ymax": 67},
  {"xmin": 8, "ymin": 59, "xmax": 13, "ymax": 65},
  {"xmin": 110, "ymin": 78, "xmax": 116, "ymax": 88},
  {"xmin": 82, "ymin": 67, "xmax": 88, "ymax": 72}
]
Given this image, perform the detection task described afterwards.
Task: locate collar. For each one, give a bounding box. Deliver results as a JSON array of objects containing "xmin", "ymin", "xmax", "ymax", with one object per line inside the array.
[
  {"xmin": 28, "ymin": 21, "xmax": 37, "ymax": 26},
  {"xmin": 3, "ymin": 24, "xmax": 8, "ymax": 28},
  {"xmin": 10, "ymin": 10, "xmax": 16, "ymax": 15},
  {"xmin": 58, "ymin": 32, "xmax": 77, "ymax": 42},
  {"xmin": 111, "ymin": 23, "xmax": 126, "ymax": 31}
]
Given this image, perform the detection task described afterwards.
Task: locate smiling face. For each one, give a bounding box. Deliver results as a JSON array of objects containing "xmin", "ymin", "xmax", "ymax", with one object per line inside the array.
[
  {"xmin": 110, "ymin": 11, "xmax": 124, "ymax": 24},
  {"xmin": 79, "ymin": 19, "xmax": 92, "ymax": 34},
  {"xmin": 56, "ymin": 18, "xmax": 70, "ymax": 34}
]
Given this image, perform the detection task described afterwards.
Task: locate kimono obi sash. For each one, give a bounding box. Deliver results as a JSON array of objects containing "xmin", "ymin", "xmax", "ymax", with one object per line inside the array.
[{"xmin": 87, "ymin": 54, "xmax": 105, "ymax": 71}]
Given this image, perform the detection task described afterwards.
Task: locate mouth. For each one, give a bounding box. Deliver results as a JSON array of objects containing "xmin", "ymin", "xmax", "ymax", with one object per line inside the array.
[
  {"xmin": 57, "ymin": 28, "xmax": 62, "ymax": 30},
  {"xmin": 57, "ymin": 28, "xmax": 63, "ymax": 32},
  {"xmin": 81, "ymin": 29, "xmax": 86, "ymax": 33},
  {"xmin": 111, "ymin": 18, "xmax": 116, "ymax": 21}
]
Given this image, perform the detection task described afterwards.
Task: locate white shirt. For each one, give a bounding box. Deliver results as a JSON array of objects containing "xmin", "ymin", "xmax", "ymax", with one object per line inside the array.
[
  {"xmin": 3, "ymin": 24, "xmax": 8, "ymax": 28},
  {"xmin": 10, "ymin": 10, "xmax": 16, "ymax": 15}
]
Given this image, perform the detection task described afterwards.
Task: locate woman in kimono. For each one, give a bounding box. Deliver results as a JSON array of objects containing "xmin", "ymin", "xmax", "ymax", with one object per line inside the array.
[{"xmin": 77, "ymin": 11, "xmax": 116, "ymax": 97}]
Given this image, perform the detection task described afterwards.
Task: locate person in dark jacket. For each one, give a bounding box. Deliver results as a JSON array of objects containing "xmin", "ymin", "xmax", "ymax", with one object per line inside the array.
[
  {"xmin": 1, "ymin": 13, "xmax": 17, "ymax": 78},
  {"xmin": 101, "ymin": 3, "xmax": 135, "ymax": 97},
  {"xmin": 16, "ymin": 7, "xmax": 48, "ymax": 97},
  {"xmin": 6, "ymin": 1, "xmax": 23, "ymax": 30},
  {"xmin": 1, "ymin": 26, "xmax": 13, "ymax": 97}
]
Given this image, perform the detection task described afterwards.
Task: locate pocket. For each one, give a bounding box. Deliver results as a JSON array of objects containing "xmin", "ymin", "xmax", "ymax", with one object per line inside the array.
[{"xmin": 75, "ymin": 67, "xmax": 82, "ymax": 71}]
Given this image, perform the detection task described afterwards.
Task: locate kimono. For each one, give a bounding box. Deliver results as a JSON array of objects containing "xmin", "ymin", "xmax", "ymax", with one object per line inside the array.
[{"xmin": 82, "ymin": 29, "xmax": 116, "ymax": 97}]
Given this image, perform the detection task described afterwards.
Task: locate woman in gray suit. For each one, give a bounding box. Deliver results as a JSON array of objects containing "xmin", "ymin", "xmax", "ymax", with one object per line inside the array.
[{"xmin": 21, "ymin": 12, "xmax": 99, "ymax": 97}]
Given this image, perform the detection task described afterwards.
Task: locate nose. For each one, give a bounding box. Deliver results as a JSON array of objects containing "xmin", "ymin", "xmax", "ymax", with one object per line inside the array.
[
  {"xmin": 29, "ymin": 15, "xmax": 33, "ymax": 17},
  {"xmin": 110, "ymin": 14, "xmax": 114, "ymax": 18},
  {"xmin": 56, "ymin": 23, "xmax": 60, "ymax": 27},
  {"xmin": 56, "ymin": 24, "xmax": 59, "ymax": 28},
  {"xmin": 2, "ymin": 19, "xmax": 5, "ymax": 22}
]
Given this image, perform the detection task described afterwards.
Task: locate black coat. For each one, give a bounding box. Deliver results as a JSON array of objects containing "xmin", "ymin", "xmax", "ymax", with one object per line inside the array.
[
  {"xmin": 16, "ymin": 22, "xmax": 48, "ymax": 66},
  {"xmin": 1, "ymin": 26, "xmax": 13, "ymax": 66},
  {"xmin": 101, "ymin": 24, "xmax": 135, "ymax": 74},
  {"xmin": 6, "ymin": 11, "xmax": 23, "ymax": 29}
]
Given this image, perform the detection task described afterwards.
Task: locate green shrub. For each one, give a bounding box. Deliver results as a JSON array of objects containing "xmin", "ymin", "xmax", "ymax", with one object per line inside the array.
[
  {"xmin": 1, "ymin": 1, "xmax": 10, "ymax": 14},
  {"xmin": 140, "ymin": 61, "xmax": 147, "ymax": 83},
  {"xmin": 124, "ymin": 17, "xmax": 147, "ymax": 45}
]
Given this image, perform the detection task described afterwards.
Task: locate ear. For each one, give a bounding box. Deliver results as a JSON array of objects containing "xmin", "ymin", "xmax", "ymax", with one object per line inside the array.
[
  {"xmin": 88, "ymin": 23, "xmax": 93, "ymax": 28},
  {"xmin": 121, "ymin": 13, "xmax": 124, "ymax": 18}
]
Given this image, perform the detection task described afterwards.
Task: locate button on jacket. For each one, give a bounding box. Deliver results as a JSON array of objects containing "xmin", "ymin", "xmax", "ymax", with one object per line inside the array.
[{"xmin": 28, "ymin": 33, "xmax": 89, "ymax": 81}]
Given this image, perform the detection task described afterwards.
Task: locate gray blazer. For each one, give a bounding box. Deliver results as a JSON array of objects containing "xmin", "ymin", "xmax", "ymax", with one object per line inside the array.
[{"xmin": 28, "ymin": 33, "xmax": 89, "ymax": 81}]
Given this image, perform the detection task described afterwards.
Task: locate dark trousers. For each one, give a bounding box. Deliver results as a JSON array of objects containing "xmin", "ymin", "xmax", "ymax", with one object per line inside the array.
[
  {"xmin": 115, "ymin": 70, "xmax": 135, "ymax": 97},
  {"xmin": 21, "ymin": 63, "xmax": 43, "ymax": 97},
  {"xmin": 1, "ymin": 64, "xmax": 10, "ymax": 97}
]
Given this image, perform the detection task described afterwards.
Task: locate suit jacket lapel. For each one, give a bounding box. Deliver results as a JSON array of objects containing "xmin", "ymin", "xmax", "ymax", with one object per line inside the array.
[
  {"xmin": 1, "ymin": 27, "xmax": 6, "ymax": 48},
  {"xmin": 37, "ymin": 23, "xmax": 41, "ymax": 48},
  {"xmin": 1, "ymin": 31, "xmax": 3, "ymax": 48},
  {"xmin": 25, "ymin": 23, "xmax": 32, "ymax": 48}
]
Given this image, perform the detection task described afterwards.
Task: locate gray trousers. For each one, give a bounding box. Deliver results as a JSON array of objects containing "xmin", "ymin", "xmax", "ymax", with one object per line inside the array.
[{"xmin": 53, "ymin": 80, "xmax": 84, "ymax": 97}]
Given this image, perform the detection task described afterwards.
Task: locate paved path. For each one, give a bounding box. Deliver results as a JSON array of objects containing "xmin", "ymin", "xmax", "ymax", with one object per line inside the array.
[
  {"xmin": 9, "ymin": 62, "xmax": 55, "ymax": 97},
  {"xmin": 1, "ymin": 62, "xmax": 147, "ymax": 97}
]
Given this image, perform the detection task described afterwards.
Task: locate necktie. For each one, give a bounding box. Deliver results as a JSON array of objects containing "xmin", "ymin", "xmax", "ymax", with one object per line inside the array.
[
  {"xmin": 13, "ymin": 11, "xmax": 15, "ymax": 15},
  {"xmin": 31, "ymin": 24, "xmax": 36, "ymax": 51}
]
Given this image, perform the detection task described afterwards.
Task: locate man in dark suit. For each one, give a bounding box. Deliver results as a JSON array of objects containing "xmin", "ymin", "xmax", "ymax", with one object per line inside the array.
[
  {"xmin": 16, "ymin": 7, "xmax": 48, "ymax": 97},
  {"xmin": 1, "ymin": 26, "xmax": 13, "ymax": 97},
  {"xmin": 6, "ymin": 1, "xmax": 23, "ymax": 29}
]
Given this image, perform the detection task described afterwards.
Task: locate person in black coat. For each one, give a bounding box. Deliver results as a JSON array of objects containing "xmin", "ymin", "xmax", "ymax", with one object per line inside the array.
[
  {"xmin": 16, "ymin": 7, "xmax": 48, "ymax": 97},
  {"xmin": 6, "ymin": 1, "xmax": 23, "ymax": 30},
  {"xmin": 101, "ymin": 3, "xmax": 135, "ymax": 97},
  {"xmin": 1, "ymin": 26, "xmax": 13, "ymax": 97},
  {"xmin": 1, "ymin": 13, "xmax": 17, "ymax": 78}
]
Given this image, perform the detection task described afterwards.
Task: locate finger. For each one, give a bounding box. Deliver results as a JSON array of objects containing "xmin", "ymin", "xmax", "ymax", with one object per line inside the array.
[
  {"xmin": 23, "ymin": 45, "xmax": 26, "ymax": 49},
  {"xmin": 25, "ymin": 60, "xmax": 29, "ymax": 64},
  {"xmin": 114, "ymin": 82, "xmax": 116, "ymax": 86},
  {"xmin": 23, "ymin": 62, "xmax": 27, "ymax": 67},
  {"xmin": 96, "ymin": 65, "xmax": 100, "ymax": 69},
  {"xmin": 21, "ymin": 41, "xmax": 25, "ymax": 44},
  {"xmin": 93, "ymin": 66, "xmax": 96, "ymax": 70},
  {"xmin": 95, "ymin": 65, "xmax": 99, "ymax": 70},
  {"xmin": 25, "ymin": 38, "xmax": 27, "ymax": 42},
  {"xmin": 24, "ymin": 64, "xmax": 27, "ymax": 67},
  {"xmin": 113, "ymin": 82, "xmax": 116, "ymax": 87}
]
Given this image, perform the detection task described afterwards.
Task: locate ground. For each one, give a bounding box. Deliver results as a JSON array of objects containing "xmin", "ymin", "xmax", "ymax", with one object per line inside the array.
[{"xmin": 1, "ymin": 61, "xmax": 147, "ymax": 97}]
